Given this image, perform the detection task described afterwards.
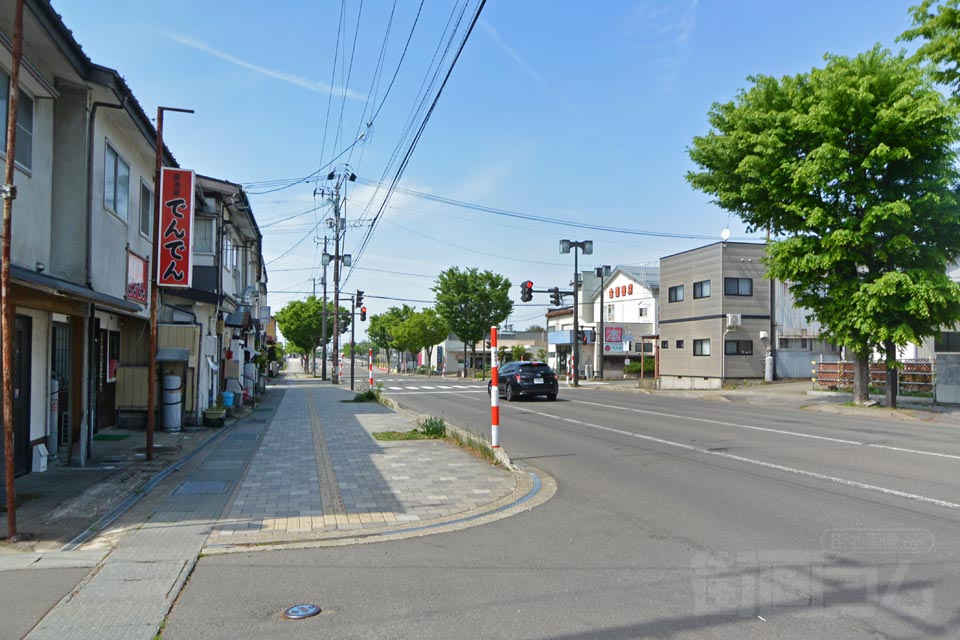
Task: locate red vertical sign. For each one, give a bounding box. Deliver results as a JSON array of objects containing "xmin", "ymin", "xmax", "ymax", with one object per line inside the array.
[{"xmin": 157, "ymin": 168, "xmax": 195, "ymax": 287}]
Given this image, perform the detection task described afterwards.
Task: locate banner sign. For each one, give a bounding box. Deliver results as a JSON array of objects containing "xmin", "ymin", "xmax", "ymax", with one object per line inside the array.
[{"xmin": 157, "ymin": 168, "xmax": 195, "ymax": 287}]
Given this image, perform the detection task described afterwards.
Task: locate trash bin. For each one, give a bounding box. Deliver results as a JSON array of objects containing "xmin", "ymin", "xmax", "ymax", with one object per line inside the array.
[
  {"xmin": 222, "ymin": 391, "xmax": 235, "ymax": 407},
  {"xmin": 32, "ymin": 444, "xmax": 48, "ymax": 472},
  {"xmin": 162, "ymin": 375, "xmax": 182, "ymax": 432}
]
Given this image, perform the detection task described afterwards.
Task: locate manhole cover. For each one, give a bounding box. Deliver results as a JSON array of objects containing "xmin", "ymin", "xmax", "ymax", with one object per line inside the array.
[
  {"xmin": 246, "ymin": 418, "xmax": 267, "ymax": 424},
  {"xmin": 282, "ymin": 604, "xmax": 321, "ymax": 619}
]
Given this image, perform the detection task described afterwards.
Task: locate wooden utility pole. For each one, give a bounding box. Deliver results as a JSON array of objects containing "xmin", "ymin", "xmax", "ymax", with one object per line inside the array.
[{"xmin": 2, "ymin": 0, "xmax": 24, "ymax": 540}]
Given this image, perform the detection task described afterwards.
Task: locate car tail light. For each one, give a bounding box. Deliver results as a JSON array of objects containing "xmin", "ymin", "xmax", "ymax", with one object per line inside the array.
[{"xmin": 515, "ymin": 374, "xmax": 521, "ymax": 383}]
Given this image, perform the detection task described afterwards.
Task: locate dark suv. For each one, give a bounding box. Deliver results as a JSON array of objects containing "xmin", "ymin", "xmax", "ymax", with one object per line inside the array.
[{"xmin": 488, "ymin": 361, "xmax": 558, "ymax": 401}]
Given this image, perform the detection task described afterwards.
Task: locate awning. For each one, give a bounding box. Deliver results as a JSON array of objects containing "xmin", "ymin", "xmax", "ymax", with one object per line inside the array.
[{"xmin": 12, "ymin": 265, "xmax": 142, "ymax": 313}]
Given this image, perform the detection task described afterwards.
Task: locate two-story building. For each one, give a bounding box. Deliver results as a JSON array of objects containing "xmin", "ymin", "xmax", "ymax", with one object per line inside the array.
[
  {"xmin": 658, "ymin": 242, "xmax": 837, "ymax": 389},
  {"xmin": 0, "ymin": 1, "xmax": 266, "ymax": 478}
]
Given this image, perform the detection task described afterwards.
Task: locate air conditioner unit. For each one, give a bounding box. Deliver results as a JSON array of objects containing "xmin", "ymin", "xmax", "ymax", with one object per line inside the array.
[{"xmin": 726, "ymin": 313, "xmax": 742, "ymax": 329}]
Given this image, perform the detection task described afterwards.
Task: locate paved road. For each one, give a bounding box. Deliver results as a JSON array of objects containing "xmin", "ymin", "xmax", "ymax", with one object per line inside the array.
[{"xmin": 163, "ymin": 375, "xmax": 960, "ymax": 639}]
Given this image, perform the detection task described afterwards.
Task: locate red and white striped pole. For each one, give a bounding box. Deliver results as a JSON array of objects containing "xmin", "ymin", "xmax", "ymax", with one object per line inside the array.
[
  {"xmin": 490, "ymin": 326, "xmax": 500, "ymax": 449},
  {"xmin": 368, "ymin": 348, "xmax": 373, "ymax": 388}
]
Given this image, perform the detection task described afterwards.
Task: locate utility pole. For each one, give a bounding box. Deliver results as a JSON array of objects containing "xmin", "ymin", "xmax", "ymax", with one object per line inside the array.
[
  {"xmin": 331, "ymin": 182, "xmax": 342, "ymax": 384},
  {"xmin": 310, "ymin": 276, "xmax": 319, "ymax": 375},
  {"xmin": 147, "ymin": 105, "xmax": 193, "ymax": 463},
  {"xmin": 2, "ymin": 0, "xmax": 23, "ymax": 541},
  {"xmin": 321, "ymin": 237, "xmax": 328, "ymax": 381},
  {"xmin": 350, "ymin": 294, "xmax": 356, "ymax": 390}
]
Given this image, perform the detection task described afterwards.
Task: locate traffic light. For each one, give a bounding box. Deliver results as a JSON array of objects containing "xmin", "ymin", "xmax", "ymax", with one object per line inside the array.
[
  {"xmin": 355, "ymin": 290, "xmax": 364, "ymax": 307},
  {"xmin": 550, "ymin": 287, "xmax": 561, "ymax": 306},
  {"xmin": 520, "ymin": 280, "xmax": 533, "ymax": 302},
  {"xmin": 578, "ymin": 329, "xmax": 586, "ymax": 344},
  {"xmin": 360, "ymin": 306, "xmax": 367, "ymax": 321}
]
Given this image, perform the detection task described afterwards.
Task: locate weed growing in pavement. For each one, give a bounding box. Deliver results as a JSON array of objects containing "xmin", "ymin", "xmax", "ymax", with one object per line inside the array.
[
  {"xmin": 346, "ymin": 383, "xmax": 383, "ymax": 403},
  {"xmin": 446, "ymin": 428, "xmax": 497, "ymax": 465},
  {"xmin": 417, "ymin": 416, "xmax": 446, "ymax": 438}
]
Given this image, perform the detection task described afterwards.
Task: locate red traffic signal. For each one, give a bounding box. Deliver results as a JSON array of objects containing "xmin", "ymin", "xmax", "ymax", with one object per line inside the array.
[
  {"xmin": 360, "ymin": 306, "xmax": 367, "ymax": 321},
  {"xmin": 521, "ymin": 280, "xmax": 534, "ymax": 302}
]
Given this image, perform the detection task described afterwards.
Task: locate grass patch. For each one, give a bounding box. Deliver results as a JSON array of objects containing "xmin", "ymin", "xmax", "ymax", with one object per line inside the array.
[
  {"xmin": 373, "ymin": 416, "xmax": 447, "ymax": 441},
  {"xmin": 345, "ymin": 384, "xmax": 383, "ymax": 403},
  {"xmin": 446, "ymin": 428, "xmax": 497, "ymax": 464}
]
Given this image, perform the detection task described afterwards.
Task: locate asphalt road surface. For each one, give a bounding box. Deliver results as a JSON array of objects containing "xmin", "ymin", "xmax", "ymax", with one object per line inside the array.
[{"xmin": 164, "ymin": 376, "xmax": 960, "ymax": 639}]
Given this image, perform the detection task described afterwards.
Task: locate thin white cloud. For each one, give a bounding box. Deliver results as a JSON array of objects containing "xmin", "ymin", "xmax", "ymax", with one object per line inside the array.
[
  {"xmin": 479, "ymin": 19, "xmax": 630, "ymax": 160},
  {"xmin": 169, "ymin": 34, "xmax": 363, "ymax": 100}
]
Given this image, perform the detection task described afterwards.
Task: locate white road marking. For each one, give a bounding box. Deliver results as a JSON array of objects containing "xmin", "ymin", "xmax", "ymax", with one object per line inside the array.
[
  {"xmin": 517, "ymin": 406, "xmax": 960, "ymax": 512},
  {"xmin": 571, "ymin": 399, "xmax": 960, "ymax": 462}
]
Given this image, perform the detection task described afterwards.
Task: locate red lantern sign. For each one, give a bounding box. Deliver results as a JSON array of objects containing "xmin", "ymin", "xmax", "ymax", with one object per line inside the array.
[{"xmin": 157, "ymin": 168, "xmax": 195, "ymax": 287}]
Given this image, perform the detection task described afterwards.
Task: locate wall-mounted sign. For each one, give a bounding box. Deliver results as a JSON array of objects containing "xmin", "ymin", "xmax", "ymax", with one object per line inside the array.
[
  {"xmin": 157, "ymin": 168, "xmax": 195, "ymax": 287},
  {"xmin": 126, "ymin": 251, "xmax": 148, "ymax": 303}
]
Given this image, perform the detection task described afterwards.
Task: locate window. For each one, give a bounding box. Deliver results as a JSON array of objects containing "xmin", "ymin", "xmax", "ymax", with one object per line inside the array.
[
  {"xmin": 935, "ymin": 332, "xmax": 960, "ymax": 352},
  {"xmin": 104, "ymin": 143, "xmax": 130, "ymax": 219},
  {"xmin": 676, "ymin": 340, "xmax": 684, "ymax": 349},
  {"xmin": 139, "ymin": 181, "xmax": 153, "ymax": 237},
  {"xmin": 779, "ymin": 337, "xmax": 811, "ymax": 350},
  {"xmin": 668, "ymin": 285, "xmax": 684, "ymax": 303},
  {"xmin": 0, "ymin": 69, "xmax": 33, "ymax": 170},
  {"xmin": 638, "ymin": 306, "xmax": 647, "ymax": 317},
  {"xmin": 661, "ymin": 340, "xmax": 668, "ymax": 349},
  {"xmin": 725, "ymin": 340, "xmax": 753, "ymax": 355},
  {"xmin": 693, "ymin": 339, "xmax": 711, "ymax": 356},
  {"xmin": 606, "ymin": 304, "xmax": 615, "ymax": 322},
  {"xmin": 194, "ymin": 218, "xmax": 215, "ymax": 253},
  {"xmin": 224, "ymin": 236, "xmax": 232, "ymax": 268},
  {"xmin": 642, "ymin": 342, "xmax": 654, "ymax": 353},
  {"xmin": 693, "ymin": 280, "xmax": 711, "ymax": 299},
  {"xmin": 724, "ymin": 277, "xmax": 753, "ymax": 296}
]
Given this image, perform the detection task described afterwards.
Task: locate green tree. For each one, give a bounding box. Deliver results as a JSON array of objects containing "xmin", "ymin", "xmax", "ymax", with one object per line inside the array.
[
  {"xmin": 901, "ymin": 0, "xmax": 960, "ymax": 98},
  {"xmin": 511, "ymin": 344, "xmax": 529, "ymax": 362},
  {"xmin": 433, "ymin": 267, "xmax": 513, "ymax": 378},
  {"xmin": 687, "ymin": 47, "xmax": 960, "ymax": 406},
  {"xmin": 369, "ymin": 305, "xmax": 414, "ymax": 371},
  {"xmin": 394, "ymin": 308, "xmax": 448, "ymax": 372},
  {"xmin": 275, "ymin": 297, "xmax": 349, "ymax": 374}
]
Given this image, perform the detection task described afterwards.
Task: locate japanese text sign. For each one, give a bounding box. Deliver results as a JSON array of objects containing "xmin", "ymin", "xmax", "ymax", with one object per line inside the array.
[{"xmin": 157, "ymin": 168, "xmax": 195, "ymax": 287}]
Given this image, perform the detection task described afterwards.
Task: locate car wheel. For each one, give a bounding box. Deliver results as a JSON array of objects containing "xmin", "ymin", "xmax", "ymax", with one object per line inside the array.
[
  {"xmin": 547, "ymin": 394, "xmax": 557, "ymax": 401},
  {"xmin": 505, "ymin": 384, "xmax": 515, "ymax": 402}
]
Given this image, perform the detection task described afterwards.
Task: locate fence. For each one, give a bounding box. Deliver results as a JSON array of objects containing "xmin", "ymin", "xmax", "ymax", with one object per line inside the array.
[{"xmin": 813, "ymin": 360, "xmax": 934, "ymax": 395}]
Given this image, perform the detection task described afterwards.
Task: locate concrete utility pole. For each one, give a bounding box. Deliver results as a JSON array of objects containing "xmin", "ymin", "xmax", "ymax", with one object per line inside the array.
[
  {"xmin": 331, "ymin": 183, "xmax": 342, "ymax": 384},
  {"xmin": 2, "ymin": 0, "xmax": 23, "ymax": 540},
  {"xmin": 310, "ymin": 276, "xmax": 319, "ymax": 375},
  {"xmin": 321, "ymin": 237, "xmax": 328, "ymax": 380},
  {"xmin": 560, "ymin": 239, "xmax": 593, "ymax": 387}
]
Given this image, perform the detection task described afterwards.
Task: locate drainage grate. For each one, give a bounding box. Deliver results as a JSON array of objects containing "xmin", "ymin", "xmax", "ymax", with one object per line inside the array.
[
  {"xmin": 245, "ymin": 418, "xmax": 267, "ymax": 424},
  {"xmin": 282, "ymin": 604, "xmax": 321, "ymax": 620},
  {"xmin": 173, "ymin": 481, "xmax": 228, "ymax": 495}
]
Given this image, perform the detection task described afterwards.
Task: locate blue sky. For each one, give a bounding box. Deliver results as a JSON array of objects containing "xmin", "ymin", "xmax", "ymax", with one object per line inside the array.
[{"xmin": 54, "ymin": 0, "xmax": 920, "ymax": 333}]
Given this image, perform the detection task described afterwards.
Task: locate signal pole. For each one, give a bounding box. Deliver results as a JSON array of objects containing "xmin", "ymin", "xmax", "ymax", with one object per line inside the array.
[{"xmin": 321, "ymin": 237, "xmax": 328, "ymax": 380}]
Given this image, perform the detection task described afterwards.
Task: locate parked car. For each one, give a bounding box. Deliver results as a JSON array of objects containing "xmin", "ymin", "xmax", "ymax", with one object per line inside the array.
[{"xmin": 487, "ymin": 361, "xmax": 558, "ymax": 401}]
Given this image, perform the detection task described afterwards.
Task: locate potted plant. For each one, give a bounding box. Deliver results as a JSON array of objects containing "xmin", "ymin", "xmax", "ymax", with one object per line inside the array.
[{"xmin": 203, "ymin": 396, "xmax": 227, "ymax": 428}]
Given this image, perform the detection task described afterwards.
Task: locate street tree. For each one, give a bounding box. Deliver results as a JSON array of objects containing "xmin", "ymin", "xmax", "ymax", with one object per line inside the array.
[
  {"xmin": 433, "ymin": 267, "xmax": 513, "ymax": 378},
  {"xmin": 901, "ymin": 0, "xmax": 960, "ymax": 98},
  {"xmin": 274, "ymin": 297, "xmax": 349, "ymax": 373},
  {"xmin": 511, "ymin": 344, "xmax": 529, "ymax": 362},
  {"xmin": 395, "ymin": 308, "xmax": 448, "ymax": 372},
  {"xmin": 687, "ymin": 47, "xmax": 960, "ymax": 406},
  {"xmin": 369, "ymin": 305, "xmax": 414, "ymax": 371}
]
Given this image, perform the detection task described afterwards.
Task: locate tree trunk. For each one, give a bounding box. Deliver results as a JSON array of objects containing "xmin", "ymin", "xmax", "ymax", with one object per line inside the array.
[
  {"xmin": 852, "ymin": 351, "xmax": 870, "ymax": 405},
  {"xmin": 884, "ymin": 340, "xmax": 898, "ymax": 409}
]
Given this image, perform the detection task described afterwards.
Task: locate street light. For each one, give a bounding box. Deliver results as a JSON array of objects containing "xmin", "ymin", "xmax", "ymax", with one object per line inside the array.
[
  {"xmin": 595, "ymin": 265, "xmax": 611, "ymax": 379},
  {"xmin": 560, "ymin": 239, "xmax": 592, "ymax": 386}
]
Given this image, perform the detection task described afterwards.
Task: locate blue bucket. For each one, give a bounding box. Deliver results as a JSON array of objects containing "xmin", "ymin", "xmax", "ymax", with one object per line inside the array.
[{"xmin": 222, "ymin": 391, "xmax": 235, "ymax": 407}]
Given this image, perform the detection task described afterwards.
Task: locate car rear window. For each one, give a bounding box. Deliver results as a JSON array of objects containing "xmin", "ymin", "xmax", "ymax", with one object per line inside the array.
[{"xmin": 519, "ymin": 363, "xmax": 553, "ymax": 374}]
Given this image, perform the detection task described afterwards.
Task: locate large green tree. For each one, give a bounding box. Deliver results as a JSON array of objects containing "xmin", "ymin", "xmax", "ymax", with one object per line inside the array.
[
  {"xmin": 901, "ymin": 0, "xmax": 960, "ymax": 98},
  {"xmin": 687, "ymin": 47, "xmax": 960, "ymax": 406},
  {"xmin": 274, "ymin": 297, "xmax": 349, "ymax": 373},
  {"xmin": 394, "ymin": 308, "xmax": 449, "ymax": 372},
  {"xmin": 433, "ymin": 267, "xmax": 513, "ymax": 378}
]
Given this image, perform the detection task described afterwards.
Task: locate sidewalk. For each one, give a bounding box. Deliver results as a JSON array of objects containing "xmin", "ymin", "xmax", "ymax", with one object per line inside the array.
[{"xmin": 1, "ymin": 363, "xmax": 541, "ymax": 640}]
